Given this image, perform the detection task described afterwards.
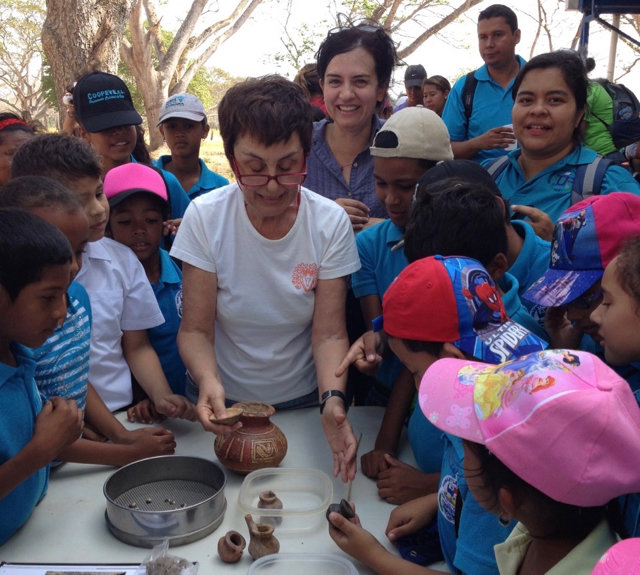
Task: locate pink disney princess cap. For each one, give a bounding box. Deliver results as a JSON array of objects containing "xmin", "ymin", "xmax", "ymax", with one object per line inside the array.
[
  {"xmin": 591, "ymin": 538, "xmax": 640, "ymax": 574},
  {"xmin": 104, "ymin": 163, "xmax": 168, "ymax": 209},
  {"xmin": 418, "ymin": 349, "xmax": 640, "ymax": 507}
]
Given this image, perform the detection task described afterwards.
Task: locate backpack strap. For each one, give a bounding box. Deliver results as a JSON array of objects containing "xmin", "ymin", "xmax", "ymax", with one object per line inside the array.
[
  {"xmin": 485, "ymin": 155, "xmax": 510, "ymax": 179},
  {"xmin": 461, "ymin": 71, "xmax": 478, "ymax": 126},
  {"xmin": 571, "ymin": 155, "xmax": 612, "ymax": 204}
]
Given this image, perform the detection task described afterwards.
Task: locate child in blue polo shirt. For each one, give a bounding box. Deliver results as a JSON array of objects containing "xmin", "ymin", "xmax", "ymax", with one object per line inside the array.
[
  {"xmin": 353, "ymin": 106, "xmax": 453, "ymax": 492},
  {"xmin": 105, "ymin": 163, "xmax": 187, "ymax": 422},
  {"xmin": 330, "ymin": 255, "xmax": 547, "ymax": 575},
  {"xmin": 155, "ymin": 93, "xmax": 229, "ymax": 199},
  {"xmin": 0, "ymin": 208, "xmax": 83, "ymax": 544}
]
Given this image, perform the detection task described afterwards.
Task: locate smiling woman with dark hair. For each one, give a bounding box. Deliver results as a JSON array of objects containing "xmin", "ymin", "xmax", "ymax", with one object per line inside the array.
[
  {"xmin": 305, "ymin": 20, "xmax": 399, "ymax": 231},
  {"xmin": 485, "ymin": 50, "xmax": 640, "ymax": 225}
]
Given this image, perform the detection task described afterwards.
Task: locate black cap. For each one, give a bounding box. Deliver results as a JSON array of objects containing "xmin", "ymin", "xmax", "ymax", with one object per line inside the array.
[
  {"xmin": 404, "ymin": 65, "xmax": 427, "ymax": 88},
  {"xmin": 73, "ymin": 72, "xmax": 142, "ymax": 133}
]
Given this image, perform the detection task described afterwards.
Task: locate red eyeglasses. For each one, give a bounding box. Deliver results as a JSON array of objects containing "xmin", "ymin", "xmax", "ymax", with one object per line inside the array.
[{"xmin": 232, "ymin": 156, "xmax": 307, "ymax": 188}]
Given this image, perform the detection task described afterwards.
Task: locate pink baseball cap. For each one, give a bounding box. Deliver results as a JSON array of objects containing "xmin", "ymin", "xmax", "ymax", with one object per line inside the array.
[
  {"xmin": 419, "ymin": 349, "xmax": 640, "ymax": 506},
  {"xmin": 523, "ymin": 193, "xmax": 640, "ymax": 307},
  {"xmin": 104, "ymin": 163, "xmax": 168, "ymax": 208},
  {"xmin": 591, "ymin": 538, "xmax": 640, "ymax": 574}
]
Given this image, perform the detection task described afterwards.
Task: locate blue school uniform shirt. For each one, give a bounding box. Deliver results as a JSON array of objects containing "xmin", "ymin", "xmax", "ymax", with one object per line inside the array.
[
  {"xmin": 305, "ymin": 117, "xmax": 387, "ymax": 219},
  {"xmin": 154, "ymin": 156, "xmax": 229, "ymax": 200},
  {"xmin": 483, "ymin": 145, "xmax": 640, "ymax": 223},
  {"xmin": 438, "ymin": 434, "xmax": 514, "ymax": 575},
  {"xmin": 351, "ymin": 219, "xmax": 407, "ymax": 391},
  {"xmin": 498, "ymin": 272, "xmax": 549, "ymax": 342},
  {"xmin": 508, "ymin": 220, "xmax": 551, "ymax": 329},
  {"xmin": 148, "ymin": 249, "xmax": 186, "ymax": 395},
  {"xmin": 442, "ymin": 56, "xmax": 526, "ymax": 163},
  {"xmin": 31, "ymin": 281, "xmax": 92, "ymax": 410},
  {"xmin": 0, "ymin": 343, "xmax": 48, "ymax": 545}
]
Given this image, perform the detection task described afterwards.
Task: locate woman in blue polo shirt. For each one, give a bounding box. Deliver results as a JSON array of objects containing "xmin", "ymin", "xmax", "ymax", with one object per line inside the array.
[{"xmin": 484, "ymin": 50, "xmax": 640, "ymax": 225}]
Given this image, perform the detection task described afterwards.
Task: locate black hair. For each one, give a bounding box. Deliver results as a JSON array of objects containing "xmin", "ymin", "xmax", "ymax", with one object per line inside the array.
[
  {"xmin": 11, "ymin": 133, "xmax": 102, "ymax": 185},
  {"xmin": 0, "ymin": 176, "xmax": 82, "ymax": 213},
  {"xmin": 218, "ymin": 75, "xmax": 314, "ymax": 161},
  {"xmin": 402, "ymin": 339, "xmax": 444, "ymax": 356},
  {"xmin": 463, "ymin": 440, "xmax": 625, "ymax": 539},
  {"xmin": 404, "ymin": 177, "xmax": 508, "ymax": 265},
  {"xmin": 0, "ymin": 208, "xmax": 71, "ymax": 301},
  {"xmin": 0, "ymin": 112, "xmax": 35, "ymax": 144},
  {"xmin": 132, "ymin": 125, "xmax": 152, "ymax": 166},
  {"xmin": 478, "ymin": 4, "xmax": 518, "ymax": 32},
  {"xmin": 315, "ymin": 22, "xmax": 398, "ymax": 90},
  {"xmin": 512, "ymin": 50, "xmax": 588, "ymax": 114}
]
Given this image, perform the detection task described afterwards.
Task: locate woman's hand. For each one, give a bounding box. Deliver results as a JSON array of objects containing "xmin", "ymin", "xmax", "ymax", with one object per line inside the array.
[
  {"xmin": 335, "ymin": 198, "xmax": 370, "ymax": 232},
  {"xmin": 195, "ymin": 379, "xmax": 243, "ymax": 434},
  {"xmin": 385, "ymin": 493, "xmax": 438, "ymax": 542},
  {"xmin": 321, "ymin": 399, "xmax": 357, "ymax": 482}
]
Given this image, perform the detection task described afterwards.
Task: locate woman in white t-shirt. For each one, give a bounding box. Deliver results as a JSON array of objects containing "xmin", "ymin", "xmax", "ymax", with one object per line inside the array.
[{"xmin": 170, "ymin": 75, "xmax": 361, "ymax": 482}]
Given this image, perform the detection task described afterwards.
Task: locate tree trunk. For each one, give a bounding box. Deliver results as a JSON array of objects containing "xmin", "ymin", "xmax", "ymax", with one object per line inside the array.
[
  {"xmin": 120, "ymin": 0, "xmax": 263, "ymax": 151},
  {"xmin": 42, "ymin": 0, "xmax": 137, "ymax": 128}
]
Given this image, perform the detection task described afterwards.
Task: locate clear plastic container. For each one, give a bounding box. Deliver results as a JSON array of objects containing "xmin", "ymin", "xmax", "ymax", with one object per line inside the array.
[
  {"xmin": 237, "ymin": 468, "xmax": 332, "ymax": 533},
  {"xmin": 247, "ymin": 552, "xmax": 358, "ymax": 574}
]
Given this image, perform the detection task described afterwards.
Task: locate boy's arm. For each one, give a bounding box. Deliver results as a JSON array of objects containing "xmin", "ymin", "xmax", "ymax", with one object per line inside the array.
[
  {"xmin": 121, "ymin": 330, "xmax": 195, "ymax": 423},
  {"xmin": 358, "ymin": 294, "xmax": 416, "ymax": 479},
  {"xmin": 328, "ymin": 500, "xmax": 444, "ymax": 575},
  {"xmin": 83, "ymin": 383, "xmax": 129, "ymax": 441},
  {"xmin": 0, "ymin": 397, "xmax": 82, "ymax": 499},
  {"xmin": 56, "ymin": 429, "xmax": 176, "ymax": 467},
  {"xmin": 361, "ymin": 367, "xmax": 415, "ymax": 479}
]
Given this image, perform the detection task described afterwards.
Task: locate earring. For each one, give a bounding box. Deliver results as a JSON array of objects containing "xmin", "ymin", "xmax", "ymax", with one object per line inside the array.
[{"xmin": 498, "ymin": 514, "xmax": 510, "ymax": 526}]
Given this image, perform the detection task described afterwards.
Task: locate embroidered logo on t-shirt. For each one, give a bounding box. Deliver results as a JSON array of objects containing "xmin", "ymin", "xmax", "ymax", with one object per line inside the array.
[
  {"xmin": 175, "ymin": 289, "xmax": 183, "ymax": 318},
  {"xmin": 292, "ymin": 263, "xmax": 318, "ymax": 292}
]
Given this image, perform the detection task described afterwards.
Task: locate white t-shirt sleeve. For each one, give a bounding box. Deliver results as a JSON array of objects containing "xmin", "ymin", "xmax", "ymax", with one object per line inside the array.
[
  {"xmin": 316, "ymin": 203, "xmax": 361, "ymax": 280},
  {"xmin": 120, "ymin": 247, "xmax": 165, "ymax": 331},
  {"xmin": 170, "ymin": 198, "xmax": 218, "ymax": 273}
]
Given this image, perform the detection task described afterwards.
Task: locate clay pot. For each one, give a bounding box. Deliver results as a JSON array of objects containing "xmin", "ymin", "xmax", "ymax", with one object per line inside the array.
[
  {"xmin": 258, "ymin": 490, "xmax": 283, "ymax": 526},
  {"xmin": 245, "ymin": 513, "xmax": 279, "ymax": 560},
  {"xmin": 214, "ymin": 402, "xmax": 288, "ymax": 474},
  {"xmin": 217, "ymin": 530, "xmax": 246, "ymax": 563}
]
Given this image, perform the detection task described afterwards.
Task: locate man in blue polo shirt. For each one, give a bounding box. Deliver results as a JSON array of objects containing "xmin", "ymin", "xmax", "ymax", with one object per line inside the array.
[{"xmin": 442, "ymin": 4, "xmax": 523, "ymax": 163}]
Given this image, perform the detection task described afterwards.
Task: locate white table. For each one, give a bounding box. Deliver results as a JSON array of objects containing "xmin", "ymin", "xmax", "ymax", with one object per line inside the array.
[{"xmin": 0, "ymin": 407, "xmax": 447, "ymax": 573}]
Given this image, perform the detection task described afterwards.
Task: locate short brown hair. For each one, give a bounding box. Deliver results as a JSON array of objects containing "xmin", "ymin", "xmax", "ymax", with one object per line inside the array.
[{"xmin": 218, "ymin": 75, "xmax": 313, "ymax": 162}]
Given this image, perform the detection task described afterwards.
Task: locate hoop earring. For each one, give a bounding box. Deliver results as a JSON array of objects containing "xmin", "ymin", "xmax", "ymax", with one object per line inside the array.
[{"xmin": 498, "ymin": 514, "xmax": 510, "ymax": 526}]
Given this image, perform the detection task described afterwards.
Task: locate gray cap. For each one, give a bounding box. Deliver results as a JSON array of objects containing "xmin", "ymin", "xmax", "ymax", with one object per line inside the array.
[{"xmin": 404, "ymin": 64, "xmax": 427, "ymax": 88}]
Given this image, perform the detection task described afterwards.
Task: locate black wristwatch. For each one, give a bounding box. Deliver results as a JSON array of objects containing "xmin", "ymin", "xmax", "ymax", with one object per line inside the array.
[{"xmin": 320, "ymin": 389, "xmax": 347, "ymax": 414}]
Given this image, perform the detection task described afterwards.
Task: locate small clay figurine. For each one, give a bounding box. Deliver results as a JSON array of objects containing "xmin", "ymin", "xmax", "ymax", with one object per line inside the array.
[
  {"xmin": 217, "ymin": 530, "xmax": 246, "ymax": 563},
  {"xmin": 326, "ymin": 498, "xmax": 355, "ymax": 521},
  {"xmin": 245, "ymin": 513, "xmax": 280, "ymax": 560},
  {"xmin": 258, "ymin": 490, "xmax": 283, "ymax": 526}
]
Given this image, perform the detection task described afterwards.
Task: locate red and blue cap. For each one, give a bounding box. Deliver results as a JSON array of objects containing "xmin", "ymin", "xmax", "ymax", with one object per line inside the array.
[
  {"xmin": 523, "ymin": 193, "xmax": 640, "ymax": 308},
  {"xmin": 379, "ymin": 255, "xmax": 547, "ymax": 364}
]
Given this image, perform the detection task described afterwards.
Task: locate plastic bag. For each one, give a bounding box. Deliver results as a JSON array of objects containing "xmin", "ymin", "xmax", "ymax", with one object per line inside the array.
[{"xmin": 140, "ymin": 538, "xmax": 199, "ymax": 575}]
